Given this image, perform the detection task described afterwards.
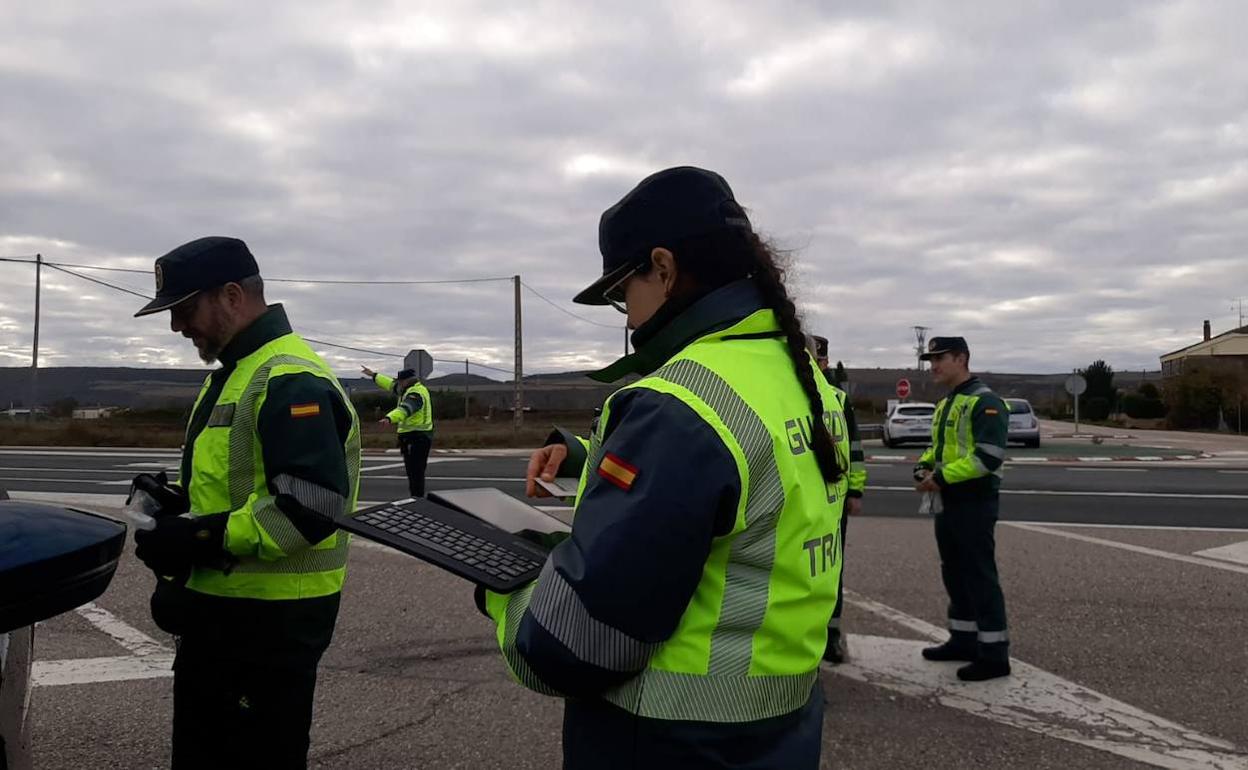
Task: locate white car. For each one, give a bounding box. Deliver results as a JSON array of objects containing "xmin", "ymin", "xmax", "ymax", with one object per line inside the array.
[
  {"xmin": 1005, "ymin": 398, "xmax": 1041, "ymax": 448},
  {"xmin": 882, "ymin": 402, "xmax": 936, "ymax": 448}
]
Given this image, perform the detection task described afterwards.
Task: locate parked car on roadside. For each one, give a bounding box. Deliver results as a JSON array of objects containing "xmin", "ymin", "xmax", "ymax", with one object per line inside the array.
[
  {"xmin": 1005, "ymin": 398, "xmax": 1041, "ymax": 448},
  {"xmin": 883, "ymin": 402, "xmax": 937, "ymax": 448},
  {"xmin": 1, "ymin": 489, "xmax": 126, "ymax": 770}
]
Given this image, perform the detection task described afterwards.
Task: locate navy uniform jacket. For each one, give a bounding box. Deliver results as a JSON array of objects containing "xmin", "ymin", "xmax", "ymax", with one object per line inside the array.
[{"xmin": 481, "ymin": 282, "xmax": 827, "ymax": 769}]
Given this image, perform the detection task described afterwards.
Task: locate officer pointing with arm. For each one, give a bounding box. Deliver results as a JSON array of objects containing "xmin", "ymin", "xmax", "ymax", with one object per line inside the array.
[
  {"xmin": 130, "ymin": 236, "xmax": 361, "ymax": 769},
  {"xmin": 484, "ymin": 166, "xmax": 851, "ymax": 769},
  {"xmin": 360, "ymin": 366, "xmax": 434, "ymax": 497},
  {"xmin": 913, "ymin": 336, "xmax": 1011, "ymax": 681}
]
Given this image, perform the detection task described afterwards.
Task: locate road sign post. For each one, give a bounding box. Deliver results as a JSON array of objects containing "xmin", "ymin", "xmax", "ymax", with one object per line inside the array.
[
  {"xmin": 1064, "ymin": 373, "xmax": 1087, "ymax": 434},
  {"xmin": 896, "ymin": 378, "xmax": 911, "ymax": 400}
]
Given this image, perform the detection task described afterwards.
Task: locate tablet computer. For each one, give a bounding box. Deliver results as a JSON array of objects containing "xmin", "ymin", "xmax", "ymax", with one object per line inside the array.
[{"xmin": 430, "ymin": 487, "xmax": 571, "ymax": 537}]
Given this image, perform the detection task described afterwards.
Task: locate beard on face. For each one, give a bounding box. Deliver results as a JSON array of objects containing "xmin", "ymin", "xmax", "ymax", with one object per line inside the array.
[{"xmin": 189, "ymin": 302, "xmax": 231, "ymax": 364}]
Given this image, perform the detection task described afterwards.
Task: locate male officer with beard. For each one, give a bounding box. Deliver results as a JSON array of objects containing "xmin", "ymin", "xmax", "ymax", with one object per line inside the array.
[{"xmin": 130, "ymin": 236, "xmax": 361, "ymax": 768}]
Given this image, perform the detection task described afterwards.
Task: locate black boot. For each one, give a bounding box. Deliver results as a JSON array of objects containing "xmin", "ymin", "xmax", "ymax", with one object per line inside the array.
[
  {"xmin": 823, "ymin": 629, "xmax": 847, "ymax": 664},
  {"xmin": 921, "ymin": 640, "xmax": 977, "ymax": 662},
  {"xmin": 957, "ymin": 659, "xmax": 1011, "ymax": 681}
]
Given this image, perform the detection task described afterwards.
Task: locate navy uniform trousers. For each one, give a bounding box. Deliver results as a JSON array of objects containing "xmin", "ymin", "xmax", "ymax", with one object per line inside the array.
[{"xmin": 933, "ymin": 493, "xmax": 1009, "ymax": 662}]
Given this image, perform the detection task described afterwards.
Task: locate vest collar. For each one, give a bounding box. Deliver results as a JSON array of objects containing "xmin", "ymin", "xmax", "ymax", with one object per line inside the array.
[
  {"xmin": 589, "ymin": 279, "xmax": 768, "ymax": 383},
  {"xmin": 948, "ymin": 375, "xmax": 982, "ymax": 398},
  {"xmin": 218, "ymin": 304, "xmax": 292, "ymax": 366}
]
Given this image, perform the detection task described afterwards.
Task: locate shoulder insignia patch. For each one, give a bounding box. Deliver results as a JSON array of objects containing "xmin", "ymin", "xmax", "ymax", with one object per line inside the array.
[
  {"xmin": 598, "ymin": 452, "xmax": 638, "ymax": 491},
  {"xmin": 290, "ymin": 402, "xmax": 321, "ymax": 418},
  {"xmin": 984, "ymin": 407, "xmax": 1000, "ymax": 415}
]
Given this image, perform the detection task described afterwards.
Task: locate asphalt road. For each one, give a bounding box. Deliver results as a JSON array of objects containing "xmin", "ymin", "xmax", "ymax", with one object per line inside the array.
[
  {"xmin": 7, "ymin": 444, "xmax": 1248, "ymax": 769},
  {"xmin": 2, "ymin": 444, "xmax": 1245, "ymax": 528}
]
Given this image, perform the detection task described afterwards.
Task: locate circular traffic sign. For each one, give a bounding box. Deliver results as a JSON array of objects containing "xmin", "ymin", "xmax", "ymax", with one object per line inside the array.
[
  {"xmin": 896, "ymin": 378, "xmax": 911, "ymax": 399},
  {"xmin": 1064, "ymin": 374, "xmax": 1087, "ymax": 396}
]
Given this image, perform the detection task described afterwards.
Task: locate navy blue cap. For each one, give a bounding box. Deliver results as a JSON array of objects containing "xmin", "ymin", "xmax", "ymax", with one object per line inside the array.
[
  {"xmin": 396, "ymin": 369, "xmax": 416, "ymax": 380},
  {"xmin": 134, "ymin": 236, "xmax": 260, "ymax": 317},
  {"xmin": 920, "ymin": 336, "xmax": 970, "ymax": 360},
  {"xmin": 810, "ymin": 335, "xmax": 829, "ymax": 359},
  {"xmin": 572, "ymin": 166, "xmax": 753, "ymax": 306}
]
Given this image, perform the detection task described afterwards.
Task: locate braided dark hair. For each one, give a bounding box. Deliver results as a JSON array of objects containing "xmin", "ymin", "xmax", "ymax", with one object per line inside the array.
[{"xmin": 665, "ymin": 229, "xmax": 846, "ymax": 483}]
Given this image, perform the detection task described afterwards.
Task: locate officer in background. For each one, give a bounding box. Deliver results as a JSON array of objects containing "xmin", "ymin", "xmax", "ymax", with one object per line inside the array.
[
  {"xmin": 482, "ymin": 166, "xmax": 850, "ymax": 768},
  {"xmin": 132, "ymin": 236, "xmax": 361, "ymax": 768},
  {"xmin": 913, "ymin": 336, "xmax": 1011, "ymax": 681},
  {"xmin": 359, "ymin": 366, "xmax": 434, "ymax": 497},
  {"xmin": 809, "ymin": 334, "xmax": 866, "ymax": 664}
]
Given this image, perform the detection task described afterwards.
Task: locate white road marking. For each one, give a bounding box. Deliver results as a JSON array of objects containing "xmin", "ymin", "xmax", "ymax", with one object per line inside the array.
[
  {"xmin": 1193, "ymin": 540, "xmax": 1248, "ymax": 566},
  {"xmin": 1018, "ymin": 522, "xmax": 1248, "ymax": 533},
  {"xmin": 0, "ymin": 449, "xmax": 181, "ymax": 459},
  {"xmin": 841, "ymin": 592, "xmax": 1245, "ymax": 769},
  {"xmin": 360, "ymin": 458, "xmax": 474, "ymax": 473},
  {"xmin": 867, "ymin": 485, "xmax": 1248, "ymax": 500},
  {"xmin": 73, "ymin": 603, "xmax": 168, "ymax": 657},
  {"xmin": 1005, "ymin": 522, "xmax": 1248, "ymax": 576},
  {"xmin": 118, "ymin": 461, "xmax": 180, "ymax": 469},
  {"xmin": 33, "ymin": 654, "xmax": 176, "ymax": 687},
  {"xmin": 34, "ymin": 603, "xmax": 176, "ymax": 687},
  {"xmin": 833, "ymin": 636, "xmax": 1244, "ymax": 769},
  {"xmin": 1066, "ymin": 467, "xmax": 1145, "ymax": 473}
]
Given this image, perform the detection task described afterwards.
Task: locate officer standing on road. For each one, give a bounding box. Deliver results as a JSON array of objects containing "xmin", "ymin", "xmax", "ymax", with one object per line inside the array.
[
  {"xmin": 914, "ymin": 336, "xmax": 1011, "ymax": 681},
  {"xmin": 131, "ymin": 236, "xmax": 361, "ymax": 769},
  {"xmin": 478, "ymin": 166, "xmax": 851, "ymax": 769},
  {"xmin": 810, "ymin": 334, "xmax": 866, "ymax": 664},
  {"xmin": 359, "ymin": 365, "xmax": 434, "ymax": 497}
]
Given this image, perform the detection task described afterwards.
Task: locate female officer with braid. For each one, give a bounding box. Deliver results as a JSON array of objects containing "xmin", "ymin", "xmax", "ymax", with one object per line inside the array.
[{"xmin": 477, "ymin": 167, "xmax": 850, "ymax": 769}]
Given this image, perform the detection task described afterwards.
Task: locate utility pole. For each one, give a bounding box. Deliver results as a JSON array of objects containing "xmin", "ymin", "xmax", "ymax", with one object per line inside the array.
[
  {"xmin": 464, "ymin": 358, "xmax": 470, "ymax": 421},
  {"xmin": 1232, "ymin": 297, "xmax": 1247, "ymax": 329},
  {"xmin": 30, "ymin": 253, "xmax": 42, "ymax": 414},
  {"xmin": 513, "ymin": 275, "xmax": 523, "ymax": 435},
  {"xmin": 913, "ymin": 325, "xmax": 930, "ymax": 371}
]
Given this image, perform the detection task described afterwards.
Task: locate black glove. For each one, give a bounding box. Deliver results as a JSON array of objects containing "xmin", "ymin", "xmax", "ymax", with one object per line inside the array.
[
  {"xmin": 134, "ymin": 513, "xmax": 231, "ymax": 577},
  {"xmin": 127, "ymin": 472, "xmax": 190, "ymax": 518},
  {"xmin": 913, "ymin": 464, "xmax": 931, "ymax": 483}
]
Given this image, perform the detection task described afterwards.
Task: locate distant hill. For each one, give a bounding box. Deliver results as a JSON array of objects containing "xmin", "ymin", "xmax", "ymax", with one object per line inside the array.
[{"xmin": 0, "ymin": 365, "xmax": 1161, "ymax": 414}]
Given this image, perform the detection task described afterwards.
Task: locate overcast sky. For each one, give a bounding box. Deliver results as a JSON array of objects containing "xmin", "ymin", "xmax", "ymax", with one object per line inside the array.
[{"xmin": 2, "ymin": 1, "xmax": 1246, "ymax": 380}]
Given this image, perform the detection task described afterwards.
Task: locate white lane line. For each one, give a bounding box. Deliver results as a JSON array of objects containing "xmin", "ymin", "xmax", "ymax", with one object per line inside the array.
[
  {"xmin": 33, "ymin": 654, "xmax": 175, "ymax": 687},
  {"xmin": 832, "ymin": 635, "xmax": 1244, "ymax": 769},
  {"xmin": 1193, "ymin": 541, "xmax": 1248, "ymax": 566},
  {"xmin": 843, "ymin": 589, "xmax": 942, "ymax": 640},
  {"xmin": 360, "ymin": 458, "xmax": 474, "ymax": 473},
  {"xmin": 33, "ymin": 603, "xmax": 176, "ymax": 687},
  {"xmin": 73, "ymin": 603, "xmax": 169, "ymax": 657},
  {"xmin": 1005, "ymin": 522, "xmax": 1248, "ymax": 576},
  {"xmin": 118, "ymin": 461, "xmax": 180, "ymax": 469},
  {"xmin": 1018, "ymin": 522, "xmax": 1248, "ymax": 533},
  {"xmin": 867, "ymin": 485, "xmax": 1248, "ymax": 500},
  {"xmin": 1066, "ymin": 468, "xmax": 1145, "ymax": 473},
  {"xmin": 0, "ymin": 449, "xmax": 181, "ymax": 459}
]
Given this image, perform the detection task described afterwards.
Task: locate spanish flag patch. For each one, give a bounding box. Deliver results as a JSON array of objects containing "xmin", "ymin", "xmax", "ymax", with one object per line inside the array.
[
  {"xmin": 290, "ymin": 402, "xmax": 321, "ymax": 419},
  {"xmin": 598, "ymin": 452, "xmax": 639, "ymax": 491},
  {"xmin": 984, "ymin": 408, "xmax": 1000, "ymax": 415}
]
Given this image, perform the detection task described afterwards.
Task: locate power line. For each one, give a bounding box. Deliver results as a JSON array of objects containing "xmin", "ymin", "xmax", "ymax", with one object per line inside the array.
[
  {"xmin": 44, "ymin": 263, "xmax": 153, "ymax": 300},
  {"xmin": 521, "ymin": 281, "xmax": 620, "ymax": 329},
  {"xmin": 0, "ymin": 255, "xmax": 38, "ymax": 263},
  {"xmin": 40, "ymin": 259, "xmax": 511, "ymax": 286},
  {"xmin": 303, "ymin": 336, "xmax": 514, "ymax": 374}
]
